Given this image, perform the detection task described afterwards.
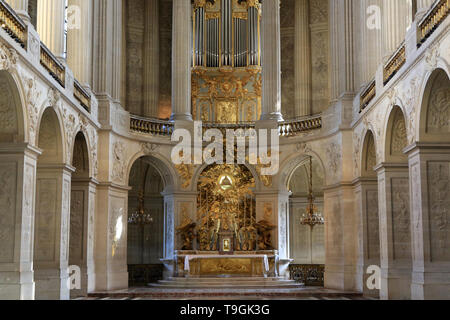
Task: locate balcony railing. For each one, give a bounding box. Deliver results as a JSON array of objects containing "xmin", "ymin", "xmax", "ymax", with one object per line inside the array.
[
  {"xmin": 278, "ymin": 115, "xmax": 322, "ymax": 137},
  {"xmin": 130, "ymin": 115, "xmax": 174, "ymax": 136},
  {"xmin": 383, "ymin": 43, "xmax": 406, "ymax": 85},
  {"xmin": 0, "ymin": 0, "xmax": 26, "ymax": 48},
  {"xmin": 360, "ymin": 79, "xmax": 376, "ymax": 112},
  {"xmin": 40, "ymin": 42, "xmax": 65, "ymax": 88},
  {"xmin": 202, "ymin": 122, "xmax": 256, "ymax": 136},
  {"xmin": 73, "ymin": 79, "xmax": 91, "ymax": 113},
  {"xmin": 418, "ymin": 0, "xmax": 450, "ymax": 47}
]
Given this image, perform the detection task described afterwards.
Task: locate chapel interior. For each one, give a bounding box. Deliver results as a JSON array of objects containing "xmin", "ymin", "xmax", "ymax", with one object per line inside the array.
[{"xmin": 0, "ymin": 0, "xmax": 449, "ymax": 300}]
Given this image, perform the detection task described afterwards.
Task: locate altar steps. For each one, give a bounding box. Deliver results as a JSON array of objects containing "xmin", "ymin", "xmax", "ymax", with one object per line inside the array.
[{"xmin": 149, "ymin": 277, "xmax": 304, "ymax": 289}]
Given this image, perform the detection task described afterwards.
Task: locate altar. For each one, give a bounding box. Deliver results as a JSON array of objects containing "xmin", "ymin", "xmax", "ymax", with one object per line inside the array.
[{"xmin": 174, "ymin": 251, "xmax": 279, "ymax": 278}]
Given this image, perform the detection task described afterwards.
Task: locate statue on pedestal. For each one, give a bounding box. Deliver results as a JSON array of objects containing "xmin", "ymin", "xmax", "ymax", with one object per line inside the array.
[{"xmin": 176, "ymin": 211, "xmax": 196, "ymax": 250}]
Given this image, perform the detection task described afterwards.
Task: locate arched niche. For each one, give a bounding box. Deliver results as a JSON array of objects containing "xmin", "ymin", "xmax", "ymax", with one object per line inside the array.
[
  {"xmin": 37, "ymin": 107, "xmax": 64, "ymax": 164},
  {"xmin": 34, "ymin": 106, "xmax": 68, "ymax": 299},
  {"xmin": 385, "ymin": 106, "xmax": 408, "ymax": 163},
  {"xmin": 69, "ymin": 132, "xmax": 91, "ymax": 298},
  {"xmin": 361, "ymin": 130, "xmax": 377, "ymax": 178},
  {"xmin": 287, "ymin": 155, "xmax": 325, "ymax": 266},
  {"xmin": 127, "ymin": 156, "xmax": 166, "ymax": 286},
  {"xmin": 0, "ymin": 70, "xmax": 25, "ymax": 143},
  {"xmin": 419, "ymin": 68, "xmax": 450, "ymax": 142}
]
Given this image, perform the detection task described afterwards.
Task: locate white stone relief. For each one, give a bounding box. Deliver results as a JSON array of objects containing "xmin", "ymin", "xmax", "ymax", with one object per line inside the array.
[
  {"xmin": 0, "ymin": 77, "xmax": 17, "ymax": 134},
  {"xmin": 325, "ymin": 142, "xmax": 341, "ymax": 181},
  {"xmin": 0, "ymin": 164, "xmax": 16, "ymax": 263},
  {"xmin": 391, "ymin": 178, "xmax": 411, "ymax": 260},
  {"xmin": 402, "ymin": 77, "xmax": 421, "ymax": 145},
  {"xmin": 428, "ymin": 162, "xmax": 450, "ymax": 261},
  {"xmin": 112, "ymin": 141, "xmax": 127, "ymax": 184},
  {"xmin": 429, "ymin": 87, "xmax": 450, "ymax": 130},
  {"xmin": 0, "ymin": 42, "xmax": 18, "ymax": 71},
  {"xmin": 23, "ymin": 75, "xmax": 41, "ymax": 145}
]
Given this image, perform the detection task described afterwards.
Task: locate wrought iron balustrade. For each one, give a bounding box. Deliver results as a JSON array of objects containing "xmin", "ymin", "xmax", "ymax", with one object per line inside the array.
[
  {"xmin": 418, "ymin": 0, "xmax": 450, "ymax": 47},
  {"xmin": 130, "ymin": 115, "xmax": 174, "ymax": 136},
  {"xmin": 383, "ymin": 43, "xmax": 406, "ymax": 85},
  {"xmin": 0, "ymin": 0, "xmax": 26, "ymax": 48},
  {"xmin": 278, "ymin": 115, "xmax": 323, "ymax": 137},
  {"xmin": 289, "ymin": 264, "xmax": 324, "ymax": 287},
  {"xmin": 73, "ymin": 79, "xmax": 91, "ymax": 113},
  {"xmin": 40, "ymin": 42, "xmax": 65, "ymax": 87},
  {"xmin": 360, "ymin": 79, "xmax": 376, "ymax": 112}
]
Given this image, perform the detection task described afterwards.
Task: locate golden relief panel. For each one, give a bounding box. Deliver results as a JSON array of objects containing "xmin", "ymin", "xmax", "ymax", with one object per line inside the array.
[{"xmin": 192, "ymin": 68, "xmax": 262, "ymax": 123}]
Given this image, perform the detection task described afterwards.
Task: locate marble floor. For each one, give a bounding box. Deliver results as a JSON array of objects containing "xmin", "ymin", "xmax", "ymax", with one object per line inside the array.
[{"xmin": 82, "ymin": 287, "xmax": 374, "ymax": 300}]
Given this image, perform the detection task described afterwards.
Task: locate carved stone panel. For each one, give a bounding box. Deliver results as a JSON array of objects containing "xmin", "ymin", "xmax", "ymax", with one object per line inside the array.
[
  {"xmin": 391, "ymin": 178, "xmax": 411, "ymax": 261},
  {"xmin": 70, "ymin": 190, "xmax": 85, "ymax": 262},
  {"xmin": 366, "ymin": 189, "xmax": 380, "ymax": 260},
  {"xmin": 0, "ymin": 163, "xmax": 17, "ymax": 263},
  {"xmin": 428, "ymin": 162, "xmax": 450, "ymax": 262},
  {"xmin": 35, "ymin": 179, "xmax": 57, "ymax": 262},
  {"xmin": 0, "ymin": 77, "xmax": 18, "ymax": 141}
]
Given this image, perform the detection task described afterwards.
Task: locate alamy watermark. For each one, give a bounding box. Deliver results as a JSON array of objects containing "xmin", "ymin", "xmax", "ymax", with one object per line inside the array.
[{"xmin": 171, "ymin": 121, "xmax": 280, "ymax": 176}]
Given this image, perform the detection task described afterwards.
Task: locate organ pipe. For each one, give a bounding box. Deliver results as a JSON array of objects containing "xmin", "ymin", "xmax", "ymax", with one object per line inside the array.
[{"xmin": 193, "ymin": 0, "xmax": 261, "ymax": 69}]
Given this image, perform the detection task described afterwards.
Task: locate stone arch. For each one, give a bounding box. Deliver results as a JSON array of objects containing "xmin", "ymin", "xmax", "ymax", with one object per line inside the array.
[
  {"xmin": 418, "ymin": 68, "xmax": 450, "ymax": 142},
  {"xmin": 37, "ymin": 107, "xmax": 64, "ymax": 164},
  {"xmin": 126, "ymin": 151, "xmax": 176, "ymax": 192},
  {"xmin": 278, "ymin": 149, "xmax": 327, "ymax": 192},
  {"xmin": 361, "ymin": 129, "xmax": 377, "ymax": 177},
  {"xmin": 0, "ymin": 70, "xmax": 25, "ymax": 143},
  {"xmin": 127, "ymin": 155, "xmax": 166, "ymax": 285},
  {"xmin": 384, "ymin": 105, "xmax": 408, "ymax": 163},
  {"xmin": 192, "ymin": 161, "xmax": 262, "ymax": 192},
  {"xmin": 71, "ymin": 132, "xmax": 90, "ymax": 178}
]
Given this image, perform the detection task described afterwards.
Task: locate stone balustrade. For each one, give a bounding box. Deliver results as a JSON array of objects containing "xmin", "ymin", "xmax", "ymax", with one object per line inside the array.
[
  {"xmin": 130, "ymin": 115, "xmax": 174, "ymax": 136},
  {"xmin": 0, "ymin": 0, "xmax": 26, "ymax": 48}
]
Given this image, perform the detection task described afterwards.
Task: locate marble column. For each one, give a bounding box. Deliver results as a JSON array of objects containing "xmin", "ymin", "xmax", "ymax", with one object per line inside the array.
[
  {"xmin": 375, "ymin": 163, "xmax": 412, "ymax": 300},
  {"xmin": 37, "ymin": 0, "xmax": 66, "ymax": 59},
  {"xmin": 323, "ymin": 185, "xmax": 361, "ymax": 291},
  {"xmin": 406, "ymin": 144, "xmax": 450, "ymax": 300},
  {"xmin": 34, "ymin": 164, "xmax": 74, "ymax": 300},
  {"xmin": 294, "ymin": 0, "xmax": 311, "ymax": 117},
  {"xmin": 170, "ymin": 0, "xmax": 193, "ymax": 122},
  {"xmin": 382, "ymin": 0, "xmax": 412, "ymax": 59},
  {"xmin": 360, "ymin": 0, "xmax": 383, "ymax": 83},
  {"xmin": 69, "ymin": 178, "xmax": 97, "ymax": 298},
  {"xmin": 67, "ymin": 0, "xmax": 93, "ymax": 88},
  {"xmin": 5, "ymin": 0, "xmax": 30, "ymax": 23},
  {"xmin": 255, "ymin": 191, "xmax": 291, "ymax": 277},
  {"xmin": 94, "ymin": 183, "xmax": 129, "ymax": 291},
  {"xmin": 260, "ymin": 0, "xmax": 283, "ymax": 121},
  {"xmin": 92, "ymin": 0, "xmax": 123, "ymax": 102},
  {"xmin": 354, "ymin": 178, "xmax": 380, "ymax": 298},
  {"xmin": 143, "ymin": 0, "xmax": 160, "ymax": 118},
  {"xmin": 0, "ymin": 144, "xmax": 40, "ymax": 300},
  {"xmin": 329, "ymin": 0, "xmax": 354, "ymax": 101}
]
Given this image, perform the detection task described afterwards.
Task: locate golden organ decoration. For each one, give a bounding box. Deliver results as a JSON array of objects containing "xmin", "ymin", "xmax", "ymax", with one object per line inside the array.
[{"xmin": 192, "ymin": 0, "xmax": 262, "ymax": 123}]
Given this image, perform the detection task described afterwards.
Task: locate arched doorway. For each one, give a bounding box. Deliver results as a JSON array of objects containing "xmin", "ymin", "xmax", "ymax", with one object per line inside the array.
[
  {"xmin": 0, "ymin": 71, "xmax": 34, "ymax": 300},
  {"xmin": 377, "ymin": 105, "xmax": 411, "ymax": 300},
  {"xmin": 127, "ymin": 156, "xmax": 165, "ymax": 286},
  {"xmin": 34, "ymin": 107, "xmax": 71, "ymax": 300},
  {"xmin": 287, "ymin": 156, "xmax": 325, "ymax": 286},
  {"xmin": 69, "ymin": 132, "xmax": 92, "ymax": 298},
  {"xmin": 358, "ymin": 130, "xmax": 380, "ymax": 297},
  {"xmin": 408, "ymin": 68, "xmax": 450, "ymax": 299}
]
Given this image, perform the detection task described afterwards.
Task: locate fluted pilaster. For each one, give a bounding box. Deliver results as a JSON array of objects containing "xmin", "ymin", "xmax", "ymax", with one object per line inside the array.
[
  {"xmin": 382, "ymin": 0, "xmax": 412, "ymax": 59},
  {"xmin": 37, "ymin": 0, "xmax": 66, "ymax": 59},
  {"xmin": 294, "ymin": 0, "xmax": 311, "ymax": 117},
  {"xmin": 360, "ymin": 0, "xmax": 383, "ymax": 83},
  {"xmin": 417, "ymin": 0, "xmax": 434, "ymax": 11},
  {"xmin": 143, "ymin": 0, "xmax": 160, "ymax": 118},
  {"xmin": 92, "ymin": 0, "xmax": 123, "ymax": 101},
  {"xmin": 261, "ymin": 0, "xmax": 283, "ymax": 121},
  {"xmin": 329, "ymin": 0, "xmax": 354, "ymax": 101},
  {"xmin": 67, "ymin": 0, "xmax": 93, "ymax": 87},
  {"xmin": 170, "ymin": 0, "xmax": 192, "ymax": 121},
  {"xmin": 6, "ymin": 0, "xmax": 30, "ymax": 23}
]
